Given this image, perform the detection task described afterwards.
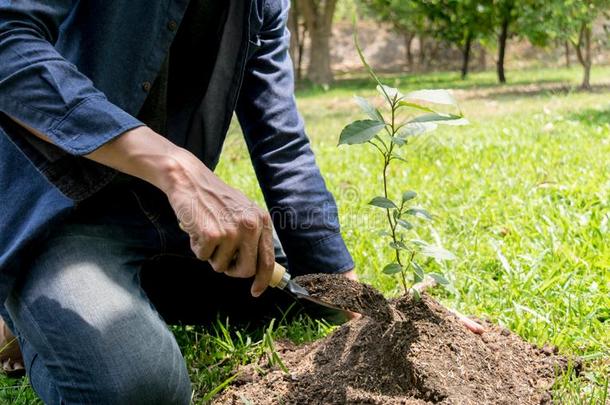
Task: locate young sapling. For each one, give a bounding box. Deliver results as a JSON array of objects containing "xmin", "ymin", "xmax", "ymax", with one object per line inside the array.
[{"xmin": 338, "ymin": 35, "xmax": 469, "ymax": 298}]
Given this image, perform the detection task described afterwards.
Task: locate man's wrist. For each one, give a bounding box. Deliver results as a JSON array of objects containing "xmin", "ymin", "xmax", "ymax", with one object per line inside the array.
[{"xmin": 87, "ymin": 126, "xmax": 190, "ymax": 194}]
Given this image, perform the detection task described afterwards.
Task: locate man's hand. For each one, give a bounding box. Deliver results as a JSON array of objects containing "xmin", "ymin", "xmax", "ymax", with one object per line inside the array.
[
  {"xmin": 163, "ymin": 148, "xmax": 275, "ymax": 297},
  {"xmin": 84, "ymin": 126, "xmax": 275, "ymax": 297},
  {"xmin": 11, "ymin": 119, "xmax": 325, "ymax": 300}
]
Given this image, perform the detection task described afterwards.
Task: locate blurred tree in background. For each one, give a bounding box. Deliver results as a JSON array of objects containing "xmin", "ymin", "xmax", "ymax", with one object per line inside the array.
[
  {"xmin": 359, "ymin": 0, "xmax": 428, "ymax": 71},
  {"xmin": 288, "ymin": 0, "xmax": 609, "ymax": 88},
  {"xmin": 527, "ymin": 0, "xmax": 609, "ymax": 89},
  {"xmin": 298, "ymin": 0, "xmax": 339, "ymax": 86}
]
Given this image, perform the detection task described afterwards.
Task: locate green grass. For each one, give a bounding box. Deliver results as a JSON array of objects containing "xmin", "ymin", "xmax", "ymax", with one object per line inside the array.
[{"xmin": 1, "ymin": 65, "xmax": 609, "ymax": 403}]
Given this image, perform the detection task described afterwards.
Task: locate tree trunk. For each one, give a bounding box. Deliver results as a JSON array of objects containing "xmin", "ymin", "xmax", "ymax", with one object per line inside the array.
[
  {"xmin": 297, "ymin": 24, "xmax": 307, "ymax": 81},
  {"xmin": 497, "ymin": 15, "xmax": 510, "ymax": 83},
  {"xmin": 300, "ymin": 0, "xmax": 337, "ymax": 86},
  {"xmin": 426, "ymin": 40, "xmax": 440, "ymax": 70},
  {"xmin": 418, "ymin": 34, "xmax": 426, "ymax": 68},
  {"xmin": 461, "ymin": 31, "xmax": 473, "ymax": 79},
  {"xmin": 573, "ymin": 23, "xmax": 592, "ymax": 90},
  {"xmin": 289, "ymin": 0, "xmax": 307, "ymax": 82},
  {"xmin": 404, "ymin": 33, "xmax": 414, "ymax": 71},
  {"xmin": 582, "ymin": 25, "xmax": 592, "ymax": 90},
  {"xmin": 564, "ymin": 40, "xmax": 570, "ymax": 68},
  {"xmin": 479, "ymin": 46, "xmax": 486, "ymax": 70},
  {"xmin": 288, "ymin": 2, "xmax": 300, "ymax": 79}
]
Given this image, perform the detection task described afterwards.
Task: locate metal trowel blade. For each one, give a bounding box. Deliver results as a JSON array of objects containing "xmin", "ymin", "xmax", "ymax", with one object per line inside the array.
[{"xmin": 285, "ymin": 279, "xmax": 344, "ymax": 312}]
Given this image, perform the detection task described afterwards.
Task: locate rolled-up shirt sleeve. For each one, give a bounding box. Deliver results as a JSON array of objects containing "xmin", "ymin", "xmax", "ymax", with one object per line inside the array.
[
  {"xmin": 0, "ymin": 1, "xmax": 143, "ymax": 156},
  {"xmin": 236, "ymin": 0, "xmax": 354, "ymax": 276}
]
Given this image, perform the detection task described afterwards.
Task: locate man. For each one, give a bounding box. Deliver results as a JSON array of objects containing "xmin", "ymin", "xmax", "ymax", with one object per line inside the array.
[
  {"xmin": 0, "ymin": 0, "xmax": 481, "ymax": 403},
  {"xmin": 0, "ymin": 0, "xmax": 360, "ymax": 403}
]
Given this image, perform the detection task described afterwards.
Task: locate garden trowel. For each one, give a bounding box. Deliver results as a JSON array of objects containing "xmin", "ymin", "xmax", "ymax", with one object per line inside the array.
[{"xmin": 270, "ymin": 263, "xmax": 343, "ymax": 312}]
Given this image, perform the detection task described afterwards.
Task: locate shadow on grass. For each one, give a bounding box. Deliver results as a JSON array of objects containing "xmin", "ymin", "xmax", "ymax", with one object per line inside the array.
[
  {"xmin": 296, "ymin": 68, "xmax": 610, "ymax": 101},
  {"xmin": 566, "ymin": 107, "xmax": 610, "ymax": 127},
  {"xmin": 297, "ymin": 72, "xmax": 562, "ymax": 97},
  {"xmin": 479, "ymin": 83, "xmax": 610, "ymax": 102}
]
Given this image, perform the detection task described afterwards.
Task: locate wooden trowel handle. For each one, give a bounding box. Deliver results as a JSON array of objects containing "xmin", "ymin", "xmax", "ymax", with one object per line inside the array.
[{"xmin": 270, "ymin": 263, "xmax": 291, "ymax": 289}]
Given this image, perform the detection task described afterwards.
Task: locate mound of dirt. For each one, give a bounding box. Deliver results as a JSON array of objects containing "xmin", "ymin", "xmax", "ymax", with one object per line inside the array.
[{"xmin": 217, "ymin": 275, "xmax": 571, "ymax": 405}]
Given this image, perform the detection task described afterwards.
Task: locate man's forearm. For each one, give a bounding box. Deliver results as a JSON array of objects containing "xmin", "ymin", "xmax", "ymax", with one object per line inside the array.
[
  {"xmin": 10, "ymin": 116, "xmax": 276, "ymax": 296},
  {"xmin": 9, "ymin": 116, "xmax": 185, "ymax": 194},
  {"xmin": 86, "ymin": 126, "xmax": 187, "ymax": 194}
]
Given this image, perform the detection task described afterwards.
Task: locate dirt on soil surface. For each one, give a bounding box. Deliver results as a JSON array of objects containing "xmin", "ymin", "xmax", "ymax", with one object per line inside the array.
[
  {"xmin": 216, "ymin": 275, "xmax": 571, "ymax": 405},
  {"xmin": 293, "ymin": 274, "xmax": 393, "ymax": 322}
]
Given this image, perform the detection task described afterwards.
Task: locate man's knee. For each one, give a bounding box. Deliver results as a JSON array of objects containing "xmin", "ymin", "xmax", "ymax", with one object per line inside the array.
[
  {"xmin": 96, "ymin": 352, "xmax": 192, "ymax": 405},
  {"xmin": 65, "ymin": 325, "xmax": 192, "ymax": 404},
  {"xmin": 11, "ymin": 298, "xmax": 192, "ymax": 404},
  {"xmin": 81, "ymin": 315, "xmax": 192, "ymax": 404}
]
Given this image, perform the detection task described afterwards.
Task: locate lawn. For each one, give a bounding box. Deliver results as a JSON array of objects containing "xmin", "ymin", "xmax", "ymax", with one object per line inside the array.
[{"xmin": 1, "ymin": 65, "xmax": 609, "ymax": 404}]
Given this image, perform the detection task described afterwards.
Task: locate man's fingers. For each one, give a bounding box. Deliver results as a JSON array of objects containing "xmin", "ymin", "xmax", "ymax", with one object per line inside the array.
[
  {"xmin": 250, "ymin": 222, "xmax": 274, "ymax": 297},
  {"xmin": 208, "ymin": 237, "xmax": 238, "ymax": 274},
  {"xmin": 225, "ymin": 234, "xmax": 258, "ymax": 279},
  {"xmin": 180, "ymin": 222, "xmax": 217, "ymax": 260},
  {"xmin": 190, "ymin": 236, "xmax": 217, "ymax": 261}
]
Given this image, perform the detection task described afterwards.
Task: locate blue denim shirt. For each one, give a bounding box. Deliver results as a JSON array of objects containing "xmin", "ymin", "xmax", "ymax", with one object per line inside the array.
[{"xmin": 0, "ymin": 0, "xmax": 354, "ymax": 301}]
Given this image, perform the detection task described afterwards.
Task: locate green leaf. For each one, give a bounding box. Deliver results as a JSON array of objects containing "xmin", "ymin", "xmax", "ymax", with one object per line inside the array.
[
  {"xmin": 382, "ymin": 263, "xmax": 402, "ymax": 275},
  {"xmin": 389, "ymin": 241, "xmax": 407, "ymax": 250},
  {"xmin": 404, "ymin": 89, "xmax": 457, "ymax": 106},
  {"xmin": 405, "ymin": 208, "xmax": 433, "ymax": 220},
  {"xmin": 338, "ymin": 120, "xmax": 386, "ymax": 145},
  {"xmin": 408, "ymin": 113, "xmax": 469, "ymax": 126},
  {"xmin": 354, "ymin": 96, "xmax": 384, "ymax": 122},
  {"xmin": 411, "ymin": 287, "xmax": 421, "ymax": 301},
  {"xmin": 402, "ymin": 191, "xmax": 417, "ymax": 202},
  {"xmin": 376, "ymin": 84, "xmax": 403, "ymax": 101},
  {"xmin": 396, "ymin": 100, "xmax": 437, "ymax": 113},
  {"xmin": 368, "ymin": 196, "xmax": 397, "ymax": 209},
  {"xmin": 397, "ymin": 122, "xmax": 439, "ymax": 137},
  {"xmin": 411, "ymin": 261, "xmax": 425, "ymax": 282},
  {"xmin": 429, "ymin": 272, "xmax": 451, "ymax": 285},
  {"xmin": 420, "ymin": 245, "xmax": 456, "ymax": 261},
  {"xmin": 391, "ymin": 136, "xmax": 406, "ymax": 146},
  {"xmin": 397, "ymin": 219, "xmax": 413, "ymax": 230},
  {"xmin": 391, "ymin": 153, "xmax": 408, "ymax": 163},
  {"xmin": 410, "ymin": 239, "xmax": 427, "ymax": 247}
]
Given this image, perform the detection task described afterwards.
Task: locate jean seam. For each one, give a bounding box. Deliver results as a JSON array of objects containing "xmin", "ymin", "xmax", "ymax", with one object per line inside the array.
[
  {"xmin": 130, "ymin": 190, "xmax": 167, "ymax": 252},
  {"xmin": 13, "ymin": 297, "xmax": 91, "ymax": 404}
]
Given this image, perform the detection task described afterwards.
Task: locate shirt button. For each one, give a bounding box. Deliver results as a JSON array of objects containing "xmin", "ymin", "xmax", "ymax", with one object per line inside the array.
[
  {"xmin": 167, "ymin": 20, "xmax": 178, "ymax": 31},
  {"xmin": 142, "ymin": 81, "xmax": 152, "ymax": 92}
]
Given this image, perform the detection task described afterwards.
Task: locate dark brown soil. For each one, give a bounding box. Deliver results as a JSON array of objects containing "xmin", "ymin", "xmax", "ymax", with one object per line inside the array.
[
  {"xmin": 216, "ymin": 275, "xmax": 571, "ymax": 405},
  {"xmin": 293, "ymin": 274, "xmax": 393, "ymax": 322}
]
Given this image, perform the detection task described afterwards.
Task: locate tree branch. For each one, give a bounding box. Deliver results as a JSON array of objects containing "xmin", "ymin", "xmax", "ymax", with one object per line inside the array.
[{"xmin": 572, "ymin": 22, "xmax": 586, "ymax": 67}]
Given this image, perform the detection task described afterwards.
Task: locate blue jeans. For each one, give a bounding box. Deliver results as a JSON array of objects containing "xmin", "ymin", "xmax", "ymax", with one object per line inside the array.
[{"xmin": 1, "ymin": 175, "xmax": 300, "ymax": 404}]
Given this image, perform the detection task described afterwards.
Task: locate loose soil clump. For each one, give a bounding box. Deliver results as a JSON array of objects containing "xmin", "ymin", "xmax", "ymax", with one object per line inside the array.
[
  {"xmin": 217, "ymin": 275, "xmax": 571, "ymax": 404},
  {"xmin": 293, "ymin": 273, "xmax": 393, "ymax": 322}
]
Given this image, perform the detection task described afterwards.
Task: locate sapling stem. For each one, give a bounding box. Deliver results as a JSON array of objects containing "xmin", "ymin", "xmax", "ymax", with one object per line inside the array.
[
  {"xmin": 380, "ymin": 97, "xmax": 409, "ymax": 294},
  {"xmin": 340, "ymin": 32, "xmax": 466, "ymax": 297}
]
